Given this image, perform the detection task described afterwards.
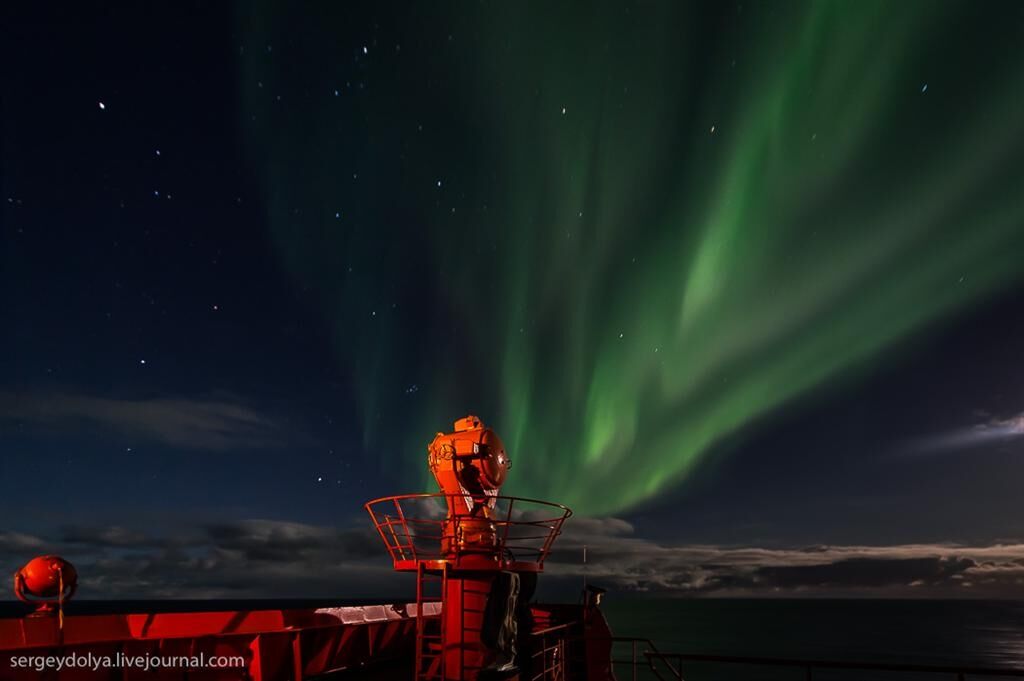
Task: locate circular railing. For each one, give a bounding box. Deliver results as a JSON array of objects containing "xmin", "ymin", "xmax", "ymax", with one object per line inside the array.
[{"xmin": 364, "ymin": 493, "xmax": 572, "ymax": 572}]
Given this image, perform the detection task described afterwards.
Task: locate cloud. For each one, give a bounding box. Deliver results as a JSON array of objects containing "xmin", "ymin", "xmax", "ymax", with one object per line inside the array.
[
  {"xmin": 2, "ymin": 519, "xmax": 401, "ymax": 599},
  {"xmin": 0, "ymin": 390, "xmax": 282, "ymax": 450},
  {"xmin": 61, "ymin": 525, "xmax": 156, "ymax": 548},
  {"xmin": 0, "ymin": 531, "xmax": 48, "ymax": 553},
  {"xmin": 5, "ymin": 516, "xmax": 1024, "ymax": 599},
  {"xmin": 903, "ymin": 411, "xmax": 1024, "ymax": 456},
  {"xmin": 544, "ymin": 518, "xmax": 1024, "ymax": 597},
  {"xmin": 202, "ymin": 519, "xmax": 384, "ymax": 562}
]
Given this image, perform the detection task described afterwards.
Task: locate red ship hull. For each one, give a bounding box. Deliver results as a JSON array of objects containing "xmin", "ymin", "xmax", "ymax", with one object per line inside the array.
[{"xmin": 0, "ymin": 601, "xmax": 597, "ymax": 680}]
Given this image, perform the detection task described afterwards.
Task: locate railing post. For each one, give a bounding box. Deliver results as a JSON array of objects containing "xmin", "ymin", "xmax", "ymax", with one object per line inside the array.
[
  {"xmin": 632, "ymin": 640, "xmax": 638, "ymax": 681},
  {"xmin": 806, "ymin": 665, "xmax": 813, "ymax": 681},
  {"xmin": 291, "ymin": 630, "xmax": 303, "ymax": 681}
]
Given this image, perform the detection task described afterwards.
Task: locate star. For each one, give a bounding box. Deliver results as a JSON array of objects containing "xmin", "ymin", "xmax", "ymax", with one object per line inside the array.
[
  {"xmin": 561, "ymin": 107, "xmax": 567, "ymax": 115},
  {"xmin": 98, "ymin": 101, "xmax": 106, "ymax": 110},
  {"xmin": 139, "ymin": 359, "xmax": 146, "ymax": 365},
  {"xmin": 921, "ymin": 83, "xmax": 929, "ymax": 93}
]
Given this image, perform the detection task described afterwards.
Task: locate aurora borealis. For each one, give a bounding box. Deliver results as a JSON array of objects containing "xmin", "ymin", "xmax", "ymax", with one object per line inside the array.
[
  {"xmin": 239, "ymin": 1, "xmax": 1024, "ymax": 514},
  {"xmin": 4, "ymin": 1, "xmax": 1024, "ymax": 601}
]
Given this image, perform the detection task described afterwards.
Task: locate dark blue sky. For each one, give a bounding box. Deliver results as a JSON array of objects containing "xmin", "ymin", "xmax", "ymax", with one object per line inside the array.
[{"xmin": 3, "ymin": 1, "xmax": 1024, "ymax": 599}]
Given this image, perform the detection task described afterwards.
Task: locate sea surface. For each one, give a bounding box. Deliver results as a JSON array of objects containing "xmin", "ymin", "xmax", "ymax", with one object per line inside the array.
[{"xmin": 600, "ymin": 598, "xmax": 1024, "ymax": 679}]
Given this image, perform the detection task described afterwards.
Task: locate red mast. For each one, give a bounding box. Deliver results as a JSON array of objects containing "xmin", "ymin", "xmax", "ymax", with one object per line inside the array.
[{"xmin": 365, "ymin": 415, "xmax": 572, "ymax": 681}]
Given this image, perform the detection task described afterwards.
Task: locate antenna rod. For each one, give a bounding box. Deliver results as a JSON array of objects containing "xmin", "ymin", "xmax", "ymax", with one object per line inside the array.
[{"xmin": 583, "ymin": 544, "xmax": 587, "ymax": 594}]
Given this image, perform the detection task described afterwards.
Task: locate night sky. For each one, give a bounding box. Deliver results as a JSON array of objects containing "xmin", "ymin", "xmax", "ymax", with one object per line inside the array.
[{"xmin": 3, "ymin": 1, "xmax": 1024, "ymax": 599}]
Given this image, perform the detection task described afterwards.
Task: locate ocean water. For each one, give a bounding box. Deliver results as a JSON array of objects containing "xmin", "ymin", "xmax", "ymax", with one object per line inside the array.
[{"xmin": 600, "ymin": 599, "xmax": 1024, "ymax": 679}]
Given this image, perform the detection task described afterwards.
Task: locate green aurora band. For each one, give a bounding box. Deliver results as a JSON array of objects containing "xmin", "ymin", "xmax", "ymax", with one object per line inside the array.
[{"xmin": 240, "ymin": 1, "xmax": 1024, "ymax": 515}]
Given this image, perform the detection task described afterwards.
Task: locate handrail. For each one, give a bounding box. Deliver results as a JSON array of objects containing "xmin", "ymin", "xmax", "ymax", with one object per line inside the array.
[
  {"xmin": 602, "ymin": 636, "xmax": 681, "ymax": 681},
  {"xmin": 364, "ymin": 493, "xmax": 572, "ymax": 571},
  {"xmin": 365, "ymin": 492, "xmax": 573, "ymax": 514},
  {"xmin": 530, "ymin": 621, "xmax": 576, "ymax": 681},
  {"xmin": 529, "ymin": 621, "xmax": 577, "ymax": 637},
  {"xmin": 586, "ymin": 636, "xmax": 1024, "ymax": 681},
  {"xmin": 658, "ymin": 652, "xmax": 1024, "ymax": 679}
]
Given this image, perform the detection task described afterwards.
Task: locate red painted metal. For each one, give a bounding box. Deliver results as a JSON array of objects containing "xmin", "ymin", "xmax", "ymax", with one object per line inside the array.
[
  {"xmin": 365, "ymin": 415, "xmax": 574, "ymax": 681},
  {"xmin": 0, "ymin": 603, "xmax": 429, "ymax": 679},
  {"xmin": 427, "ymin": 415, "xmax": 511, "ymax": 560},
  {"xmin": 364, "ymin": 494, "xmax": 572, "ymax": 572},
  {"xmin": 0, "ymin": 593, "xmax": 591, "ymax": 680},
  {"xmin": 12, "ymin": 556, "xmax": 77, "ymax": 619},
  {"xmin": 0, "ymin": 416, "xmax": 587, "ymax": 680},
  {"xmin": 365, "ymin": 493, "xmax": 571, "ymax": 681}
]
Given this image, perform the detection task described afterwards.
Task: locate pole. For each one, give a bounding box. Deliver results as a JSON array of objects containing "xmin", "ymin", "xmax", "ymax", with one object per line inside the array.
[{"xmin": 583, "ymin": 544, "xmax": 587, "ymax": 596}]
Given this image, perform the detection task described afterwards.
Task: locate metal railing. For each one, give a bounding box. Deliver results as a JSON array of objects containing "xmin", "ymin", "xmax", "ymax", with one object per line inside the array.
[
  {"xmin": 365, "ymin": 493, "xmax": 572, "ymax": 569},
  {"xmin": 530, "ymin": 622, "xmax": 575, "ymax": 681},
  {"xmin": 605, "ymin": 636, "xmax": 682, "ymax": 681},
  {"xmin": 596, "ymin": 637, "xmax": 1024, "ymax": 681}
]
